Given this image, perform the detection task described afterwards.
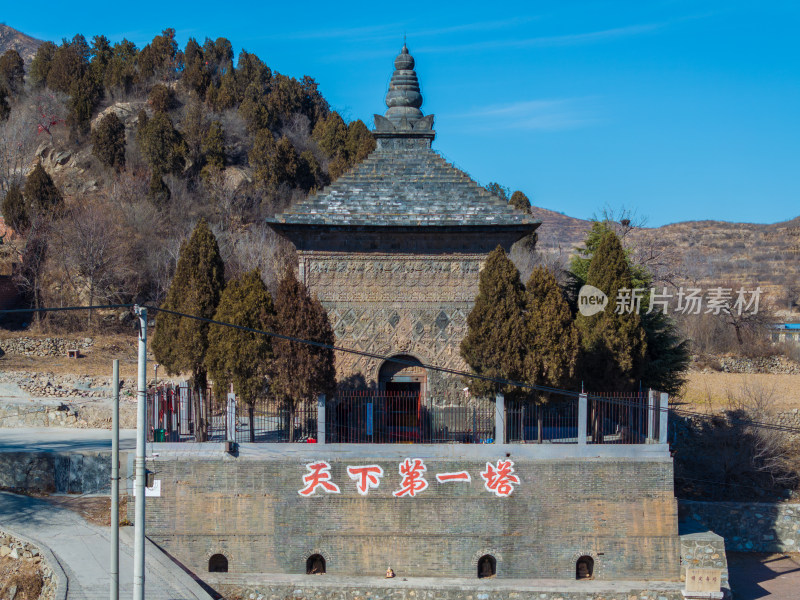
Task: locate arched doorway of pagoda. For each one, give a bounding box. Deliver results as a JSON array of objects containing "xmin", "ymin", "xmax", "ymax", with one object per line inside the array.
[{"xmin": 378, "ymin": 355, "xmax": 427, "ymax": 442}]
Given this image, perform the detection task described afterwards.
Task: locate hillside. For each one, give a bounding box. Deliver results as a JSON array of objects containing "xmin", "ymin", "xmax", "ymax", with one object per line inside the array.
[
  {"xmin": 531, "ymin": 205, "xmax": 800, "ymax": 309},
  {"xmin": 0, "ymin": 24, "xmax": 797, "ymax": 327},
  {"xmin": 0, "ymin": 24, "xmax": 42, "ymax": 65}
]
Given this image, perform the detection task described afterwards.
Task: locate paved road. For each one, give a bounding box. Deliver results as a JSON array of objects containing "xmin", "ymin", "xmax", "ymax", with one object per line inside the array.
[
  {"xmin": 728, "ymin": 552, "xmax": 800, "ymax": 599},
  {"xmin": 0, "ymin": 427, "xmax": 138, "ymax": 452},
  {"xmin": 0, "ymin": 491, "xmax": 209, "ymax": 600}
]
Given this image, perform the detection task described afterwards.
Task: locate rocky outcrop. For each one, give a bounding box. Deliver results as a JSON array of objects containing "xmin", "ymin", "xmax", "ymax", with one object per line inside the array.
[{"xmin": 0, "ymin": 528, "xmax": 58, "ymax": 600}]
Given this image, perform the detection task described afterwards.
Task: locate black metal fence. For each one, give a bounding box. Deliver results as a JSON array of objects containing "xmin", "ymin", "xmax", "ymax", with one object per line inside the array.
[
  {"xmin": 587, "ymin": 391, "xmax": 653, "ymax": 444},
  {"xmin": 146, "ymin": 385, "xmax": 663, "ymax": 445},
  {"xmin": 327, "ymin": 390, "xmax": 494, "ymax": 443},
  {"xmin": 146, "ymin": 385, "xmax": 316, "ymax": 443},
  {"xmin": 506, "ymin": 399, "xmax": 579, "ymax": 443}
]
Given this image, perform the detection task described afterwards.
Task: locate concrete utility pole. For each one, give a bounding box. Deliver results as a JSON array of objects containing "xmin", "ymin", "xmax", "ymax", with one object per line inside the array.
[
  {"xmin": 110, "ymin": 359, "xmax": 120, "ymax": 600},
  {"xmin": 133, "ymin": 306, "xmax": 147, "ymax": 600}
]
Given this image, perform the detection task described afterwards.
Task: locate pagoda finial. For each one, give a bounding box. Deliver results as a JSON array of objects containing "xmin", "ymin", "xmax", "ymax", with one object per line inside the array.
[
  {"xmin": 373, "ymin": 42, "xmax": 435, "ymax": 146},
  {"xmin": 383, "ymin": 42, "xmax": 424, "ymax": 126}
]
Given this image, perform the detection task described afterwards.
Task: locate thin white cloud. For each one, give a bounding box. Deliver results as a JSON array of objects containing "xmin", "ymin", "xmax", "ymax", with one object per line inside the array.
[
  {"xmin": 414, "ymin": 23, "xmax": 665, "ymax": 54},
  {"xmin": 448, "ymin": 98, "xmax": 600, "ymax": 131}
]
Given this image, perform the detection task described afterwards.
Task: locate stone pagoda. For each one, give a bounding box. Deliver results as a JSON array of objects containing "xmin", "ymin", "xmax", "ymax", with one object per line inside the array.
[{"xmin": 267, "ymin": 44, "xmax": 539, "ymax": 400}]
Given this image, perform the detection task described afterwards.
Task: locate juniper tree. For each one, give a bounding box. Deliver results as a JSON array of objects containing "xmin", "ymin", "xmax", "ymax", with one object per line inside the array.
[
  {"xmin": 0, "ymin": 86, "xmax": 9, "ymax": 122},
  {"xmin": 67, "ymin": 73, "xmax": 102, "ymax": 136},
  {"xmin": 206, "ymin": 270, "xmax": 274, "ymax": 442},
  {"xmin": 510, "ymin": 190, "xmax": 531, "ymax": 214},
  {"xmin": 570, "ymin": 220, "xmax": 689, "ymax": 394},
  {"xmin": 24, "ymin": 164, "xmax": 63, "ymax": 216},
  {"xmin": 575, "ymin": 231, "xmax": 648, "ymax": 392},
  {"xmin": 201, "ymin": 121, "xmax": 226, "ymax": 172},
  {"xmin": 268, "ymin": 269, "xmax": 335, "ymax": 442},
  {"xmin": 91, "ymin": 112, "xmax": 126, "ymax": 171},
  {"xmin": 1, "ymin": 183, "xmax": 27, "ymax": 231},
  {"xmin": 29, "ymin": 42, "xmax": 57, "ymax": 88},
  {"xmin": 523, "ymin": 266, "xmax": 579, "ymax": 440},
  {"xmin": 152, "ymin": 219, "xmax": 225, "ymax": 440},
  {"xmin": 460, "ymin": 246, "xmax": 527, "ymax": 399},
  {"xmin": 0, "ymin": 50, "xmax": 25, "ymax": 95}
]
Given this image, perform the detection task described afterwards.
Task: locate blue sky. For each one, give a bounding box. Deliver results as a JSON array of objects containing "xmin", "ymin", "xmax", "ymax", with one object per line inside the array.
[{"xmin": 4, "ymin": 1, "xmax": 799, "ymax": 226}]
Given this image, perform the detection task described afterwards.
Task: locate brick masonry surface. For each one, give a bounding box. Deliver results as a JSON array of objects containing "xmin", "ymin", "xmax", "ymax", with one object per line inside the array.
[
  {"xmin": 679, "ymin": 499, "xmax": 800, "ymax": 552},
  {"xmin": 136, "ymin": 453, "xmax": 680, "ymax": 581},
  {"xmin": 212, "ymin": 579, "xmax": 684, "ymax": 600}
]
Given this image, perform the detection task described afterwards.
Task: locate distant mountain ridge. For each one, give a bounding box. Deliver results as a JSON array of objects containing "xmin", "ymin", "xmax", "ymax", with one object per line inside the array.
[
  {"xmin": 0, "ymin": 24, "xmax": 43, "ymax": 65},
  {"xmin": 531, "ymin": 204, "xmax": 800, "ymax": 306}
]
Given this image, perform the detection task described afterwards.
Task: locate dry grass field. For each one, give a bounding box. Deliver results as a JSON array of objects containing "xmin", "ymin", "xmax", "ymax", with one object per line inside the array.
[{"xmin": 678, "ymin": 370, "xmax": 800, "ymax": 412}]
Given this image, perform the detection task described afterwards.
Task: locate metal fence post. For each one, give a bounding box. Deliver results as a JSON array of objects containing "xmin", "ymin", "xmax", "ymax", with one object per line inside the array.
[
  {"xmin": 317, "ymin": 394, "xmax": 326, "ymax": 444},
  {"xmin": 578, "ymin": 393, "xmax": 588, "ymax": 445},
  {"xmin": 659, "ymin": 392, "xmax": 669, "ymax": 444},
  {"xmin": 647, "ymin": 389, "xmax": 656, "ymax": 442},
  {"xmin": 494, "ymin": 393, "xmax": 505, "ymax": 444}
]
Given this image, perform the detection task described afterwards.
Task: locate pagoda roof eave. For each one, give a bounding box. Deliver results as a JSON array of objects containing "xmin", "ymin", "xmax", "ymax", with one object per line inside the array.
[{"xmin": 265, "ymin": 220, "xmax": 541, "ymax": 235}]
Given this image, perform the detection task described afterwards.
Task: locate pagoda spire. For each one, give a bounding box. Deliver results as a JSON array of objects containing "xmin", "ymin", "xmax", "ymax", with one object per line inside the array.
[{"xmin": 374, "ymin": 43, "xmax": 435, "ymax": 145}]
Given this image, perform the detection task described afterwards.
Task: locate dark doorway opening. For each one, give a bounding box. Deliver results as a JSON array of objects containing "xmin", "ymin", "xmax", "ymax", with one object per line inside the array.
[
  {"xmin": 307, "ymin": 554, "xmax": 326, "ymax": 574},
  {"xmin": 208, "ymin": 553, "xmax": 228, "ymax": 572},
  {"xmin": 576, "ymin": 555, "xmax": 594, "ymax": 580},
  {"xmin": 477, "ymin": 554, "xmax": 496, "ymax": 578}
]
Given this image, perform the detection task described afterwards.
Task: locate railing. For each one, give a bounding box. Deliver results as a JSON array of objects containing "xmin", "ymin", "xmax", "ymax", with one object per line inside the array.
[
  {"xmin": 586, "ymin": 391, "xmax": 651, "ymax": 444},
  {"xmin": 327, "ymin": 390, "xmax": 494, "ymax": 444},
  {"xmin": 146, "ymin": 385, "xmax": 316, "ymax": 443},
  {"xmin": 506, "ymin": 399, "xmax": 579, "ymax": 443},
  {"xmin": 146, "ymin": 385, "xmax": 667, "ymax": 445}
]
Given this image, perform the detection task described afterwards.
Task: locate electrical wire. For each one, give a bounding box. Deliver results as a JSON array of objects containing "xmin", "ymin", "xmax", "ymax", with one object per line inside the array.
[{"xmin": 2, "ymin": 303, "xmax": 799, "ymax": 435}]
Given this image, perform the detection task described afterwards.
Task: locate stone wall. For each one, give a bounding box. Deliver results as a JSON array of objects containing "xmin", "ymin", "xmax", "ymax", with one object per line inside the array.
[
  {"xmin": 0, "ymin": 401, "xmax": 137, "ymax": 429},
  {"xmin": 0, "ymin": 336, "xmax": 93, "ymax": 357},
  {"xmin": 679, "ymin": 522, "xmax": 729, "ymax": 593},
  {"xmin": 136, "ymin": 446, "xmax": 680, "ymax": 582},
  {"xmin": 0, "ymin": 527, "xmax": 60, "ymax": 600},
  {"xmin": 211, "ymin": 579, "xmax": 683, "ymax": 600},
  {"xmin": 679, "ymin": 500, "xmax": 800, "ymax": 552},
  {"xmin": 0, "ymin": 451, "xmax": 114, "ymax": 494}
]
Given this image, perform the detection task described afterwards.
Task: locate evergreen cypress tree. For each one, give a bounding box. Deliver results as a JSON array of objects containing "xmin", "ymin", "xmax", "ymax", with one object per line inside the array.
[
  {"xmin": 1, "ymin": 184, "xmax": 27, "ymax": 232},
  {"xmin": 201, "ymin": 121, "xmax": 226, "ymax": 172},
  {"xmin": 0, "ymin": 50, "xmax": 25, "ymax": 95},
  {"xmin": 509, "ymin": 190, "xmax": 531, "ymax": 214},
  {"xmin": 0, "ymin": 86, "xmax": 9, "ymax": 122},
  {"xmin": 24, "ymin": 164, "xmax": 63, "ymax": 216},
  {"xmin": 524, "ymin": 266, "xmax": 579, "ymax": 391},
  {"xmin": 269, "ymin": 269, "xmax": 335, "ymax": 442},
  {"xmin": 91, "ymin": 112, "xmax": 126, "ymax": 170},
  {"xmin": 206, "ymin": 270, "xmax": 274, "ymax": 442},
  {"xmin": 570, "ymin": 220, "xmax": 689, "ymax": 394},
  {"xmin": 152, "ymin": 219, "xmax": 225, "ymax": 440},
  {"xmin": 29, "ymin": 42, "xmax": 57, "ymax": 88},
  {"xmin": 460, "ymin": 246, "xmax": 527, "ymax": 398},
  {"xmin": 575, "ymin": 231, "xmax": 647, "ymax": 391}
]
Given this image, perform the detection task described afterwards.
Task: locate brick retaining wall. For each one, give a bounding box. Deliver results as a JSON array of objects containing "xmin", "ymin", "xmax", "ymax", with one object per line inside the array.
[{"xmin": 134, "ymin": 446, "xmax": 681, "ymax": 582}]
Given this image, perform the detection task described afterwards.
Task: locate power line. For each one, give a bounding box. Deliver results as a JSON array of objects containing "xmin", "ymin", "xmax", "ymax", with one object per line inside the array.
[{"xmin": 3, "ymin": 303, "xmax": 799, "ymax": 435}]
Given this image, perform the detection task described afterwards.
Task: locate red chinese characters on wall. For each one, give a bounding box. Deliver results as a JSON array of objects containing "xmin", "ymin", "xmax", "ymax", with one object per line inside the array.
[
  {"xmin": 480, "ymin": 460, "xmax": 520, "ymax": 497},
  {"xmin": 298, "ymin": 461, "xmax": 341, "ymax": 496},
  {"xmin": 393, "ymin": 458, "xmax": 429, "ymax": 497},
  {"xmin": 299, "ymin": 459, "xmax": 520, "ymax": 497},
  {"xmin": 347, "ymin": 465, "xmax": 385, "ymax": 495}
]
